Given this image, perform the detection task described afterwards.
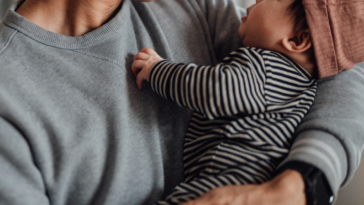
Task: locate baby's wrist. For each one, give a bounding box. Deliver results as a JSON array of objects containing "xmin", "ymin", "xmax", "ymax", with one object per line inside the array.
[{"xmin": 148, "ymin": 59, "xmax": 167, "ymax": 82}]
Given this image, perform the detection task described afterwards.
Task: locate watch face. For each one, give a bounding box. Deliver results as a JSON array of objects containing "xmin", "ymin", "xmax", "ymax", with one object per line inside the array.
[
  {"xmin": 314, "ymin": 171, "xmax": 334, "ymax": 205},
  {"xmin": 329, "ymin": 195, "xmax": 335, "ymax": 204}
]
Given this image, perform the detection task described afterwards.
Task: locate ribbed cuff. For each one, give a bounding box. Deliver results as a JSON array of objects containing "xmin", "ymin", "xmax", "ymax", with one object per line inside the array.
[{"xmin": 278, "ymin": 130, "xmax": 347, "ymax": 196}]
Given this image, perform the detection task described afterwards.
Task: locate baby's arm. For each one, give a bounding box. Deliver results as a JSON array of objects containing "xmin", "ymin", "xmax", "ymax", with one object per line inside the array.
[{"xmin": 132, "ymin": 48, "xmax": 267, "ymax": 120}]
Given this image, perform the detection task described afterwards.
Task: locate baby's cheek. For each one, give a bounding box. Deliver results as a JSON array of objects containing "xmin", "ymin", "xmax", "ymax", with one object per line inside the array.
[{"xmin": 238, "ymin": 24, "xmax": 245, "ymax": 40}]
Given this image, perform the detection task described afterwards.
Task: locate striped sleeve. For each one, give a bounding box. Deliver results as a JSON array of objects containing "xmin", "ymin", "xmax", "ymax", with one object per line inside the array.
[{"xmin": 149, "ymin": 48, "xmax": 267, "ymax": 119}]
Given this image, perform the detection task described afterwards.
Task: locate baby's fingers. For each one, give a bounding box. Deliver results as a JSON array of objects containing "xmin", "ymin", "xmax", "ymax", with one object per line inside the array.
[
  {"xmin": 131, "ymin": 59, "xmax": 145, "ymax": 77},
  {"xmin": 136, "ymin": 72, "xmax": 145, "ymax": 90},
  {"xmin": 134, "ymin": 51, "xmax": 150, "ymax": 60},
  {"xmin": 139, "ymin": 48, "xmax": 159, "ymax": 56},
  {"xmin": 136, "ymin": 66, "xmax": 152, "ymax": 90},
  {"xmin": 132, "ymin": 60, "xmax": 149, "ymax": 89}
]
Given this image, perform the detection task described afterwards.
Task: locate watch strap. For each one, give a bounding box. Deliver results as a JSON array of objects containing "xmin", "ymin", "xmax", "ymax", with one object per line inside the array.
[{"xmin": 275, "ymin": 161, "xmax": 335, "ymax": 205}]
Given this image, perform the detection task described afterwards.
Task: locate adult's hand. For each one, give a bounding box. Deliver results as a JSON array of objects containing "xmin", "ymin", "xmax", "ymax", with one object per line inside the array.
[{"xmin": 180, "ymin": 170, "xmax": 306, "ymax": 205}]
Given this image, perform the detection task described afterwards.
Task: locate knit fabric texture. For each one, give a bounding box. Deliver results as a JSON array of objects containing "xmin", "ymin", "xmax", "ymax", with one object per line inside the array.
[{"xmin": 303, "ymin": 0, "xmax": 364, "ymax": 78}]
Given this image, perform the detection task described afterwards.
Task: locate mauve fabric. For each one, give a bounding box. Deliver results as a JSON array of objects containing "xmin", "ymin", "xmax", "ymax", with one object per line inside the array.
[{"xmin": 303, "ymin": 0, "xmax": 364, "ymax": 78}]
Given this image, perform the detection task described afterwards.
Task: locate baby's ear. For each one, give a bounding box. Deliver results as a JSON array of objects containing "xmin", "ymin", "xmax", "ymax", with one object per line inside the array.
[{"xmin": 282, "ymin": 29, "xmax": 312, "ymax": 53}]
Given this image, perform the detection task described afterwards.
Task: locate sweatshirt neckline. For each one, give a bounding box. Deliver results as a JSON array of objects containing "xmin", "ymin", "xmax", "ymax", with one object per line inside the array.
[{"xmin": 2, "ymin": 0, "xmax": 130, "ymax": 49}]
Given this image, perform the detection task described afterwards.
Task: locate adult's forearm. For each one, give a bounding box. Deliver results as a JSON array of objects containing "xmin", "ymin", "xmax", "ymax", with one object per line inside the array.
[
  {"xmin": 180, "ymin": 169, "xmax": 306, "ymax": 205},
  {"xmin": 279, "ymin": 63, "xmax": 364, "ymax": 196},
  {"xmin": 279, "ymin": 130, "xmax": 346, "ymax": 198}
]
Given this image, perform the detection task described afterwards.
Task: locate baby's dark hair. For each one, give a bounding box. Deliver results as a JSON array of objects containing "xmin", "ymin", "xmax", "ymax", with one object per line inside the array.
[
  {"xmin": 287, "ymin": 0, "xmax": 308, "ymax": 35},
  {"xmin": 287, "ymin": 0, "xmax": 316, "ymax": 70}
]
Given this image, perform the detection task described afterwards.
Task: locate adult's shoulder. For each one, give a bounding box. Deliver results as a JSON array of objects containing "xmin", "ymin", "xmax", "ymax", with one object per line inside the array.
[
  {"xmin": 0, "ymin": 23, "xmax": 20, "ymax": 83},
  {"xmin": 0, "ymin": 23, "xmax": 22, "ymax": 70},
  {"xmin": 0, "ymin": 23, "xmax": 30, "ymax": 96},
  {"xmin": 150, "ymin": 0, "xmax": 245, "ymax": 63},
  {"xmin": 0, "ymin": 23, "xmax": 17, "ymax": 57}
]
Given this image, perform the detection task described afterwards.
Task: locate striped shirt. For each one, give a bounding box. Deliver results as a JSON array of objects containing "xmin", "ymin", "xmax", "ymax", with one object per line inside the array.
[{"xmin": 150, "ymin": 47, "xmax": 317, "ymax": 204}]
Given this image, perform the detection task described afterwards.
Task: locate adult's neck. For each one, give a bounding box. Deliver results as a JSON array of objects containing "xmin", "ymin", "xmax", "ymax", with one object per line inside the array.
[{"xmin": 16, "ymin": 0, "xmax": 123, "ymax": 36}]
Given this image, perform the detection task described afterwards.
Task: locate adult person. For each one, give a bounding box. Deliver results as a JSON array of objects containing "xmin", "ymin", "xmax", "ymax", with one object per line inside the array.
[{"xmin": 0, "ymin": 0, "xmax": 363, "ymax": 205}]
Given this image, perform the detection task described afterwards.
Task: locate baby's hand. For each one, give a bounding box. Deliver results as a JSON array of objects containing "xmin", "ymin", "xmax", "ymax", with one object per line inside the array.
[{"xmin": 132, "ymin": 48, "xmax": 164, "ymax": 89}]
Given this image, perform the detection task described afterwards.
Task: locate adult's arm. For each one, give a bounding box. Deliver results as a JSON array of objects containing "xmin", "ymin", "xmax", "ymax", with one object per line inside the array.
[
  {"xmin": 0, "ymin": 117, "xmax": 50, "ymax": 204},
  {"xmin": 187, "ymin": 0, "xmax": 364, "ymax": 203},
  {"xmin": 181, "ymin": 63, "xmax": 364, "ymax": 205},
  {"xmin": 281, "ymin": 63, "xmax": 364, "ymax": 196}
]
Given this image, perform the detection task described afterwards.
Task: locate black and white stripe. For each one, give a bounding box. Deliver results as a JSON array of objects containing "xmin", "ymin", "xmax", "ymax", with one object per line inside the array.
[{"xmin": 151, "ymin": 47, "xmax": 317, "ymax": 205}]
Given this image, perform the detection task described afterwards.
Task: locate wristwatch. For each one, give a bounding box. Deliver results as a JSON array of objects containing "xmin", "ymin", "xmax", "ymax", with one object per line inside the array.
[{"xmin": 276, "ymin": 161, "xmax": 335, "ymax": 205}]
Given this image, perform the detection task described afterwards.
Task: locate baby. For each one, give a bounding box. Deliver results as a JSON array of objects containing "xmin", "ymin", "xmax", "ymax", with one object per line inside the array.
[{"xmin": 132, "ymin": 0, "xmax": 317, "ymax": 204}]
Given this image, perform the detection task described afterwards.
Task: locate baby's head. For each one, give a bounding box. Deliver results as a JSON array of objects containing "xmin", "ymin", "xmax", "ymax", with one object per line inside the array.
[
  {"xmin": 239, "ymin": 0, "xmax": 316, "ymax": 76},
  {"xmin": 239, "ymin": 0, "xmax": 364, "ymax": 79}
]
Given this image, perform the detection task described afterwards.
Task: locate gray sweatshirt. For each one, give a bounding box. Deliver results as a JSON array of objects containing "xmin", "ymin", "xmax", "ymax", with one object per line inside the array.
[{"xmin": 0, "ymin": 0, "xmax": 363, "ymax": 204}]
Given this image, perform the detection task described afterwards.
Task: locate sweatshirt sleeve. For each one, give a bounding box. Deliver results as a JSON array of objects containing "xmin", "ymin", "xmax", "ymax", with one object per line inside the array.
[
  {"xmin": 0, "ymin": 117, "xmax": 50, "ymax": 205},
  {"xmin": 278, "ymin": 63, "xmax": 364, "ymax": 196},
  {"xmin": 149, "ymin": 49, "xmax": 267, "ymax": 120},
  {"xmin": 189, "ymin": 0, "xmax": 246, "ymax": 63}
]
